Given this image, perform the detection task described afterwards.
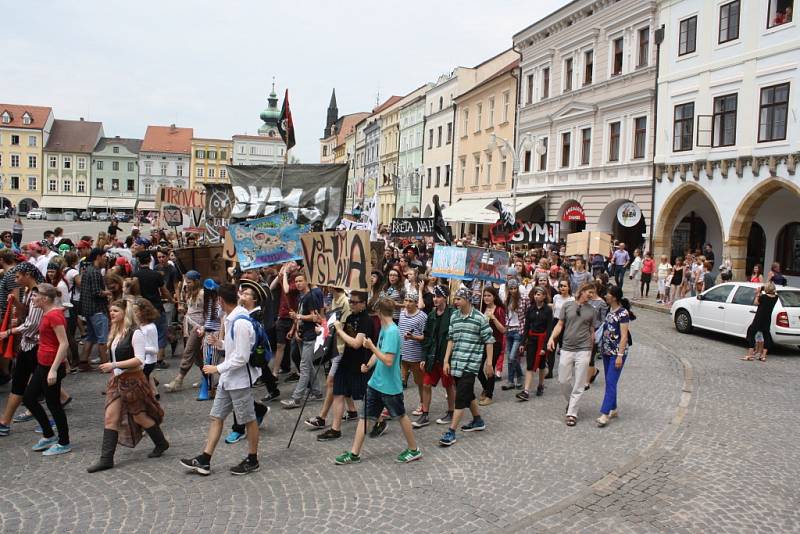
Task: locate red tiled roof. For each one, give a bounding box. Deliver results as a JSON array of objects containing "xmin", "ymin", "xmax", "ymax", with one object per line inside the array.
[
  {"xmin": 372, "ymin": 96, "xmax": 402, "ymax": 114},
  {"xmin": 0, "ymin": 103, "xmax": 53, "ymax": 130},
  {"xmin": 141, "ymin": 125, "xmax": 193, "ymax": 154},
  {"xmin": 336, "ymin": 112, "xmax": 370, "ymax": 145},
  {"xmin": 44, "ymin": 119, "xmax": 104, "ymax": 153}
]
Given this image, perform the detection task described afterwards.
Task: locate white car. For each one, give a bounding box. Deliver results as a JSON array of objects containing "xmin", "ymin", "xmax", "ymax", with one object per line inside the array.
[
  {"xmin": 26, "ymin": 208, "xmax": 46, "ymax": 220},
  {"xmin": 671, "ymin": 282, "xmax": 800, "ymax": 349}
]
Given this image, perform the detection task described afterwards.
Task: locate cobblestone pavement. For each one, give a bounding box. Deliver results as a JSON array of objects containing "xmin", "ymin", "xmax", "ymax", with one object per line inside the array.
[{"xmin": 0, "ymin": 309, "xmax": 796, "ymax": 533}]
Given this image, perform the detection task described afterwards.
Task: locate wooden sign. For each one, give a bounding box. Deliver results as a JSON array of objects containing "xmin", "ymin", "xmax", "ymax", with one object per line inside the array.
[{"xmin": 301, "ymin": 230, "xmax": 371, "ymax": 291}]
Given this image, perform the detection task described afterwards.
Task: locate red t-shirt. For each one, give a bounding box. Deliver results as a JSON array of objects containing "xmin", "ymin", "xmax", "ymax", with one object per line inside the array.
[
  {"xmin": 642, "ymin": 258, "xmax": 656, "ymax": 274},
  {"xmin": 277, "ymin": 277, "xmax": 299, "ymax": 319},
  {"xmin": 38, "ymin": 308, "xmax": 66, "ymax": 366}
]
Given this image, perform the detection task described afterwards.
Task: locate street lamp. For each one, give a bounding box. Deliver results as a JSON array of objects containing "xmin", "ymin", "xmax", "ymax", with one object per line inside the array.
[{"xmin": 488, "ymin": 132, "xmax": 536, "ymax": 220}]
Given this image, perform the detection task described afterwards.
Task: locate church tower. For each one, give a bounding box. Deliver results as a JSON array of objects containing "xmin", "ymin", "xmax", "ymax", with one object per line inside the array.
[
  {"xmin": 258, "ymin": 80, "xmax": 281, "ymax": 137},
  {"xmin": 324, "ymin": 89, "xmax": 338, "ymax": 137}
]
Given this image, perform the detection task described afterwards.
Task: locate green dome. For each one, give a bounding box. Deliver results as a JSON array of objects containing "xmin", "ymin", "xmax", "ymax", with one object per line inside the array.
[{"xmin": 260, "ymin": 82, "xmax": 280, "ymax": 124}]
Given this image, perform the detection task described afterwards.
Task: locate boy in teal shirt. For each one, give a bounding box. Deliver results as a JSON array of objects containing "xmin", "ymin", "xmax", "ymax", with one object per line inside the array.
[{"xmin": 335, "ymin": 298, "xmax": 422, "ymax": 464}]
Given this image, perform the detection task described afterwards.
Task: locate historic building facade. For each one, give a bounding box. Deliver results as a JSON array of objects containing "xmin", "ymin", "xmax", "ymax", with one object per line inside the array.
[
  {"xmin": 397, "ymin": 91, "xmax": 430, "ymax": 217},
  {"xmin": 91, "ymin": 136, "xmax": 141, "ymax": 214},
  {"xmin": 190, "ymin": 138, "xmax": 233, "ymax": 188},
  {"xmin": 138, "ymin": 124, "xmax": 192, "ymax": 210},
  {"xmin": 43, "ymin": 118, "xmax": 104, "ymax": 216},
  {"xmin": 0, "ymin": 103, "xmax": 53, "ymax": 213},
  {"xmin": 514, "ymin": 0, "xmax": 657, "ymax": 251},
  {"xmin": 652, "ymin": 0, "xmax": 800, "ymax": 283},
  {"xmin": 233, "ymin": 85, "xmax": 286, "ymax": 166}
]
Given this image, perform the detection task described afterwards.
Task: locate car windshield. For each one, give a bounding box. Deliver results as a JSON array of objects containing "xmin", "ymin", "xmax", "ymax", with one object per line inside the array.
[{"xmin": 778, "ymin": 291, "xmax": 800, "ymax": 308}]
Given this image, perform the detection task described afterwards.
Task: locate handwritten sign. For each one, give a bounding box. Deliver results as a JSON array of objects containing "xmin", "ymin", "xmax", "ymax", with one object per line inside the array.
[
  {"xmin": 157, "ymin": 187, "xmax": 207, "ymax": 210},
  {"xmin": 230, "ymin": 213, "xmax": 307, "ymax": 270},
  {"xmin": 390, "ymin": 218, "xmax": 436, "ymax": 236},
  {"xmin": 431, "ymin": 246, "xmax": 468, "ymax": 278},
  {"xmin": 301, "ymin": 230, "xmax": 371, "ymax": 291},
  {"xmin": 431, "ymin": 246, "xmax": 509, "ymax": 283}
]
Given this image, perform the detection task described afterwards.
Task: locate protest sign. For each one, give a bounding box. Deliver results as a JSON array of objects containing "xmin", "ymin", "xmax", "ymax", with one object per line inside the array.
[
  {"xmin": 431, "ymin": 246, "xmax": 509, "ymax": 283},
  {"xmin": 229, "ymin": 213, "xmax": 307, "ymax": 270},
  {"xmin": 430, "ymin": 246, "xmax": 468, "ymax": 279},
  {"xmin": 301, "ymin": 230, "xmax": 371, "ymax": 291},
  {"xmin": 338, "ymin": 219, "xmax": 371, "ymax": 231},
  {"xmin": 157, "ymin": 186, "xmax": 207, "ymax": 236},
  {"xmin": 490, "ymin": 220, "xmax": 560, "ymax": 244},
  {"xmin": 390, "ymin": 217, "xmax": 452, "ymax": 242}
]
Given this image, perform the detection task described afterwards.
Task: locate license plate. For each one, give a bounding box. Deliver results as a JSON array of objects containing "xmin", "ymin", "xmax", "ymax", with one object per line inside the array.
[{"xmin": 791, "ymin": 315, "xmax": 800, "ymax": 329}]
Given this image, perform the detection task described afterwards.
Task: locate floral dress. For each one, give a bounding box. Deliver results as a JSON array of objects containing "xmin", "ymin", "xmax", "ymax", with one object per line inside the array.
[{"xmin": 600, "ymin": 307, "xmax": 630, "ymax": 358}]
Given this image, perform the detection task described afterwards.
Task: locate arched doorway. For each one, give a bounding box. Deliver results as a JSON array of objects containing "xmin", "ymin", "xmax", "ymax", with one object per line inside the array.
[
  {"xmin": 0, "ymin": 197, "xmax": 11, "ymax": 210},
  {"xmin": 598, "ymin": 199, "xmax": 647, "ymax": 253},
  {"xmin": 423, "ymin": 205, "xmax": 432, "ymax": 217},
  {"xmin": 517, "ymin": 202, "xmax": 546, "ymax": 225},
  {"xmin": 672, "ymin": 212, "xmax": 707, "ymax": 260},
  {"xmin": 746, "ymin": 222, "xmax": 766, "ymax": 276},
  {"xmin": 19, "ymin": 198, "xmax": 38, "ymax": 213},
  {"xmin": 775, "ymin": 222, "xmax": 800, "ymax": 276},
  {"xmin": 559, "ymin": 200, "xmax": 587, "ymax": 234},
  {"xmin": 653, "ymin": 184, "xmax": 724, "ymax": 264}
]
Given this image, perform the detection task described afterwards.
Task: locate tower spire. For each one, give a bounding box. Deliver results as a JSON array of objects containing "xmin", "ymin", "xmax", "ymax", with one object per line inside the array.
[{"xmin": 325, "ymin": 88, "xmax": 339, "ymax": 137}]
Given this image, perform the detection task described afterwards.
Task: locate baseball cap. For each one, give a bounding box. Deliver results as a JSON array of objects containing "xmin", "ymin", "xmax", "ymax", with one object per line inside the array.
[
  {"xmin": 184, "ymin": 270, "xmax": 201, "ymax": 281},
  {"xmin": 77, "ymin": 240, "xmax": 92, "ymax": 249}
]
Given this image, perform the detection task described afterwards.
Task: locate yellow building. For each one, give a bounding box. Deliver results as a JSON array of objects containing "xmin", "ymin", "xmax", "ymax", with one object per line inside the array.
[
  {"xmin": 190, "ymin": 138, "xmax": 233, "ymax": 188},
  {"xmin": 0, "ymin": 104, "xmax": 54, "ymax": 213}
]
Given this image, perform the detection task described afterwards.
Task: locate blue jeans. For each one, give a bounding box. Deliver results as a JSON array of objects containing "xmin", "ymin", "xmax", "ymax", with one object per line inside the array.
[
  {"xmin": 613, "ymin": 265, "xmax": 626, "ymax": 288},
  {"xmin": 504, "ymin": 330, "xmax": 523, "ymax": 385},
  {"xmin": 600, "ymin": 353, "xmax": 627, "ymax": 414}
]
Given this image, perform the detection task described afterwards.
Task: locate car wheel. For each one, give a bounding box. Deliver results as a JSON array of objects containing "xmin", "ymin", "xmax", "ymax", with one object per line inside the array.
[{"xmin": 675, "ymin": 309, "xmax": 693, "ymax": 334}]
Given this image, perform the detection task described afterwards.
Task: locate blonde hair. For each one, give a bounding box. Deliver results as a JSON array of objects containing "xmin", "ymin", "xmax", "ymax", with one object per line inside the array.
[{"xmin": 109, "ymin": 299, "xmax": 134, "ymax": 341}]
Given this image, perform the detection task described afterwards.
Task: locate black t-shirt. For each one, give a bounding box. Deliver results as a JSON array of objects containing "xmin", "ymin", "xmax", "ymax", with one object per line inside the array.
[
  {"xmin": 134, "ymin": 268, "xmax": 165, "ymax": 312},
  {"xmin": 298, "ymin": 290, "xmax": 321, "ymax": 341},
  {"xmin": 340, "ymin": 310, "xmax": 375, "ymax": 374},
  {"xmin": 107, "ymin": 224, "xmax": 119, "ymax": 236},
  {"xmin": 156, "ymin": 263, "xmax": 180, "ymax": 294}
]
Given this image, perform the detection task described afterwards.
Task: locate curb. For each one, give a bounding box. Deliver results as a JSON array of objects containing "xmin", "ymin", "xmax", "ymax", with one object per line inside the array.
[
  {"xmin": 632, "ymin": 301, "xmax": 670, "ymax": 315},
  {"xmin": 502, "ymin": 325, "xmax": 694, "ymax": 533}
]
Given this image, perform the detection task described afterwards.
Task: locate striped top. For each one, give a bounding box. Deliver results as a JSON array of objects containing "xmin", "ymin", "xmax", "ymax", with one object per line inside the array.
[
  {"xmin": 399, "ymin": 309, "xmax": 427, "ymax": 362},
  {"xmin": 447, "ymin": 307, "xmax": 494, "ymax": 377}
]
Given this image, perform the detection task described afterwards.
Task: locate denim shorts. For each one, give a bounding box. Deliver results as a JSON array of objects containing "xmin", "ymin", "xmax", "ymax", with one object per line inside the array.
[
  {"xmin": 86, "ymin": 312, "xmax": 109, "ymax": 344},
  {"xmin": 362, "ymin": 385, "xmax": 406, "ymax": 420},
  {"xmin": 155, "ymin": 312, "xmax": 168, "ymax": 349}
]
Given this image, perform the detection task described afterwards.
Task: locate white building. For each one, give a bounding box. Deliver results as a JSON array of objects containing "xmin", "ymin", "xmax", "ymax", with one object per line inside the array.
[
  {"xmin": 652, "ymin": 0, "xmax": 800, "ymax": 283},
  {"xmin": 397, "ymin": 94, "xmax": 428, "ymax": 217},
  {"xmin": 232, "ymin": 85, "xmax": 286, "ymax": 166},
  {"xmin": 138, "ymin": 124, "xmax": 192, "ymax": 211},
  {"xmin": 514, "ymin": 0, "xmax": 657, "ymax": 251}
]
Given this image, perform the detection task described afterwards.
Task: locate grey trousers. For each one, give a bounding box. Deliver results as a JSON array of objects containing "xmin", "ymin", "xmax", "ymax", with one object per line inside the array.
[
  {"xmin": 291, "ymin": 340, "xmax": 322, "ymax": 401},
  {"xmin": 558, "ymin": 349, "xmax": 592, "ymax": 418}
]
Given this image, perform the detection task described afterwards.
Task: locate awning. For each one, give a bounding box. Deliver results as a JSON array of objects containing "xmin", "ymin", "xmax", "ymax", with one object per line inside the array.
[
  {"xmin": 39, "ymin": 195, "xmax": 90, "ymax": 210},
  {"xmin": 136, "ymin": 200, "xmax": 157, "ymax": 210},
  {"xmin": 444, "ymin": 194, "xmax": 544, "ymax": 224},
  {"xmin": 88, "ymin": 197, "xmax": 137, "ymax": 209}
]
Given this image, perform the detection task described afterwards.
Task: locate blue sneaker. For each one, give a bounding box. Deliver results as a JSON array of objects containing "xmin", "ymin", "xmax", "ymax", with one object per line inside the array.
[
  {"xmin": 42, "ymin": 443, "xmax": 72, "ymax": 456},
  {"xmin": 35, "ymin": 420, "xmax": 56, "ymax": 434},
  {"xmin": 32, "ymin": 437, "xmax": 58, "ymax": 451},
  {"xmin": 225, "ymin": 431, "xmax": 245, "ymax": 444},
  {"xmin": 13, "ymin": 412, "xmax": 33, "ymax": 423},
  {"xmin": 438, "ymin": 429, "xmax": 457, "ymax": 447},
  {"xmin": 461, "ymin": 418, "xmax": 486, "ymax": 432},
  {"xmin": 0, "ymin": 423, "xmax": 10, "ymax": 436}
]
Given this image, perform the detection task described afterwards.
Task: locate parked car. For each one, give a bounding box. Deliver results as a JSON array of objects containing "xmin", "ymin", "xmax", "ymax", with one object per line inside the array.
[
  {"xmin": 114, "ymin": 213, "xmax": 131, "ymax": 222},
  {"xmin": 96, "ymin": 212, "xmax": 111, "ymax": 221},
  {"xmin": 671, "ymin": 282, "xmax": 800, "ymax": 349},
  {"xmin": 79, "ymin": 211, "xmax": 92, "ymax": 221},
  {"xmin": 26, "ymin": 208, "xmax": 46, "ymax": 220},
  {"xmin": 63, "ymin": 210, "xmax": 77, "ymax": 221}
]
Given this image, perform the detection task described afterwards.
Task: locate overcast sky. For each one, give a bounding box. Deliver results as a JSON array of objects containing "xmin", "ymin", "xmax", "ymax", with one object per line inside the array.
[{"xmin": 5, "ymin": 0, "xmax": 569, "ymax": 163}]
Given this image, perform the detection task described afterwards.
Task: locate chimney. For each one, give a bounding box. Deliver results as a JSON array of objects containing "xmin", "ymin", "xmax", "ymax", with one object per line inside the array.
[
  {"xmin": 115, "ymin": 135, "xmax": 120, "ymax": 138},
  {"xmin": 170, "ymin": 123, "xmax": 177, "ymax": 131},
  {"xmin": 80, "ymin": 117, "xmax": 85, "ymax": 121}
]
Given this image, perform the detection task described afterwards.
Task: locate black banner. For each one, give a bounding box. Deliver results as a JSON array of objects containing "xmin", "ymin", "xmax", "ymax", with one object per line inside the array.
[
  {"xmin": 390, "ymin": 217, "xmax": 452, "ymax": 242},
  {"xmin": 204, "ymin": 164, "xmax": 348, "ymax": 235}
]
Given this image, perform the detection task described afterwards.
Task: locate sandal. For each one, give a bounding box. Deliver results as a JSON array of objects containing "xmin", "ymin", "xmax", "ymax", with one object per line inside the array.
[
  {"xmin": 566, "ymin": 415, "xmax": 577, "ymax": 427},
  {"xmin": 758, "ymin": 356, "xmax": 766, "ymax": 362},
  {"xmin": 740, "ymin": 356, "xmax": 754, "ymax": 361}
]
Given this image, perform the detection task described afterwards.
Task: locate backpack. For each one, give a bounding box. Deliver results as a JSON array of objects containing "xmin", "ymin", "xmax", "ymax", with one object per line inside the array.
[{"xmin": 232, "ymin": 315, "xmax": 273, "ymax": 368}]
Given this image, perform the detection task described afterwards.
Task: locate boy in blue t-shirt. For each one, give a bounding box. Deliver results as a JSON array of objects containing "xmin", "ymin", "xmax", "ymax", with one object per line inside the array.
[{"xmin": 334, "ymin": 297, "xmax": 422, "ymax": 465}]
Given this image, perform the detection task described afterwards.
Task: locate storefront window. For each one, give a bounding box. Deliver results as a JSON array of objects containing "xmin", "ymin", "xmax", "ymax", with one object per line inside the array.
[{"xmin": 775, "ymin": 222, "xmax": 800, "ymax": 275}]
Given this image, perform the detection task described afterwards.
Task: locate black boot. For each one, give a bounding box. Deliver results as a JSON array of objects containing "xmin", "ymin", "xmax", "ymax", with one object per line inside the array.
[
  {"xmin": 87, "ymin": 429, "xmax": 118, "ymax": 473},
  {"xmin": 145, "ymin": 425, "xmax": 170, "ymax": 458}
]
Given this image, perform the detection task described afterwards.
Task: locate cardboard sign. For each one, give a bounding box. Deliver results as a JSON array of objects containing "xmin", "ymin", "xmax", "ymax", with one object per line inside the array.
[
  {"xmin": 230, "ymin": 213, "xmax": 307, "ymax": 270},
  {"xmin": 163, "ymin": 206, "xmax": 183, "ymax": 226},
  {"xmin": 431, "ymin": 246, "xmax": 468, "ymax": 279},
  {"xmin": 157, "ymin": 187, "xmax": 207, "ymax": 210},
  {"xmin": 301, "ymin": 230, "xmax": 371, "ymax": 291},
  {"xmin": 431, "ymin": 246, "xmax": 509, "ymax": 283},
  {"xmin": 565, "ymin": 231, "xmax": 613, "ymax": 257}
]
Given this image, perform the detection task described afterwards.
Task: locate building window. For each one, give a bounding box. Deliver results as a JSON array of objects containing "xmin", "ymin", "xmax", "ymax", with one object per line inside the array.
[
  {"xmin": 220, "ymin": 150, "xmax": 227, "ymax": 161},
  {"xmin": 63, "ymin": 156, "xmax": 71, "ymax": 169},
  {"xmin": 112, "ymin": 161, "xmax": 119, "ymax": 171},
  {"xmin": 485, "ymin": 153, "xmax": 493, "ymax": 183},
  {"xmin": 10, "ymin": 135, "xmax": 19, "ymax": 145},
  {"xmin": 63, "ymin": 180, "xmax": 70, "ymax": 192},
  {"xmin": 679, "ymin": 16, "xmax": 697, "ymax": 56},
  {"xmin": 77, "ymin": 181, "xmax": 85, "ymax": 193},
  {"xmin": 208, "ymin": 150, "xmax": 217, "ymax": 160},
  {"xmin": 220, "ymin": 168, "xmax": 227, "ymax": 179},
  {"xmin": 584, "ymin": 50, "xmax": 594, "ymax": 85},
  {"xmin": 426, "ymin": 168, "xmax": 432, "ymax": 188},
  {"xmin": 462, "ymin": 109, "xmax": 469, "ymax": 135},
  {"xmin": 561, "ymin": 132, "xmax": 571, "ymax": 168},
  {"xmin": 564, "ymin": 58, "xmax": 573, "ymax": 92},
  {"xmin": 502, "ymin": 91, "xmax": 510, "ymax": 122},
  {"xmin": 776, "ymin": 222, "xmax": 800, "ymax": 275},
  {"xmin": 612, "ymin": 37, "xmax": 624, "ymax": 75},
  {"xmin": 428, "ymin": 128, "xmax": 434, "ymax": 149},
  {"xmin": 112, "ymin": 179, "xmax": 119, "ymax": 191},
  {"xmin": 22, "ymin": 113, "xmax": 31, "ymax": 125},
  {"xmin": 144, "ymin": 162, "xmax": 152, "ymax": 174},
  {"xmin": 144, "ymin": 183, "xmax": 152, "ymax": 196},
  {"xmin": 208, "ymin": 168, "xmax": 216, "ymax": 178},
  {"xmin": 541, "ymin": 67, "xmax": 550, "ymax": 99},
  {"xmin": 97, "ymin": 160, "xmax": 104, "ymax": 170},
  {"xmin": 609, "ymin": 122, "xmax": 621, "ymax": 162},
  {"xmin": 712, "ymin": 94, "xmax": 738, "ymax": 147},
  {"xmin": 638, "ymin": 27, "xmax": 650, "ymax": 67},
  {"xmin": 176, "ymin": 164, "xmax": 183, "ymax": 176},
  {"xmin": 10, "ymin": 176, "xmax": 19, "ymax": 190},
  {"xmin": 488, "ymin": 97, "xmax": 495, "ymax": 125},
  {"xmin": 446, "ymin": 122, "xmax": 452, "ymax": 144},
  {"xmin": 196, "ymin": 167, "xmax": 204, "ymax": 178},
  {"xmin": 196, "ymin": 149, "xmax": 206, "ymax": 159},
  {"xmin": 539, "ymin": 138, "xmax": 548, "ymax": 171},
  {"xmin": 523, "ymin": 150, "xmax": 532, "ymax": 172},
  {"xmin": 28, "ymin": 176, "xmax": 36, "ymax": 191},
  {"xmin": 673, "ymin": 102, "xmax": 695, "ymax": 151},
  {"xmin": 10, "ymin": 155, "xmax": 19, "ymax": 168},
  {"xmin": 77, "ymin": 157, "xmax": 86, "ymax": 170},
  {"xmin": 476, "ymin": 103, "xmax": 482, "ymax": 131},
  {"xmin": 442, "ymin": 164, "xmax": 450, "ymax": 187},
  {"xmin": 633, "ymin": 117, "xmax": 647, "ymax": 159},
  {"xmin": 127, "ymin": 179, "xmax": 135, "ymax": 192},
  {"xmin": 768, "ymin": 0, "xmax": 794, "ymax": 28},
  {"xmin": 581, "ymin": 128, "xmax": 591, "ymax": 165},
  {"xmin": 28, "ymin": 136, "xmax": 36, "ymax": 147},
  {"xmin": 500, "ymin": 155, "xmax": 507, "ymax": 182},
  {"xmin": 112, "ymin": 146, "xmax": 119, "ymax": 154},
  {"xmin": 96, "ymin": 178, "xmax": 104, "ymax": 190},
  {"xmin": 1, "ymin": 112, "xmax": 9, "ymax": 124},
  {"xmin": 437, "ymin": 126, "xmax": 442, "ymax": 147},
  {"xmin": 128, "ymin": 162, "xmax": 135, "ymax": 172},
  {"xmin": 28, "ymin": 155, "xmax": 36, "ymax": 168},
  {"xmin": 473, "ymin": 155, "xmax": 480, "ymax": 185},
  {"xmin": 759, "ymin": 83, "xmax": 789, "ymax": 142},
  {"xmin": 160, "ymin": 162, "xmax": 168, "ymax": 175},
  {"xmin": 526, "ymin": 74, "xmax": 534, "ymax": 104},
  {"xmin": 432, "ymin": 167, "xmax": 439, "ymax": 187},
  {"xmin": 49, "ymin": 156, "xmax": 57, "ymax": 168},
  {"xmin": 459, "ymin": 157, "xmax": 466, "ymax": 186},
  {"xmin": 719, "ymin": 1, "xmax": 740, "ymax": 43},
  {"xmin": 49, "ymin": 179, "xmax": 57, "ymax": 192}
]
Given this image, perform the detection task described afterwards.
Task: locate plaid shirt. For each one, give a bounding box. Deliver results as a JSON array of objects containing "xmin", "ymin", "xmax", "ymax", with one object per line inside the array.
[
  {"xmin": 447, "ymin": 307, "xmax": 494, "ymax": 377},
  {"xmin": 19, "ymin": 288, "xmax": 43, "ymax": 352},
  {"xmin": 79, "ymin": 264, "xmax": 107, "ymax": 317}
]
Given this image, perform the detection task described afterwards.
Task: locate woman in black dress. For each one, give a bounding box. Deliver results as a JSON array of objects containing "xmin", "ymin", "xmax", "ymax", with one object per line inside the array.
[{"xmin": 742, "ymin": 282, "xmax": 779, "ymax": 362}]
